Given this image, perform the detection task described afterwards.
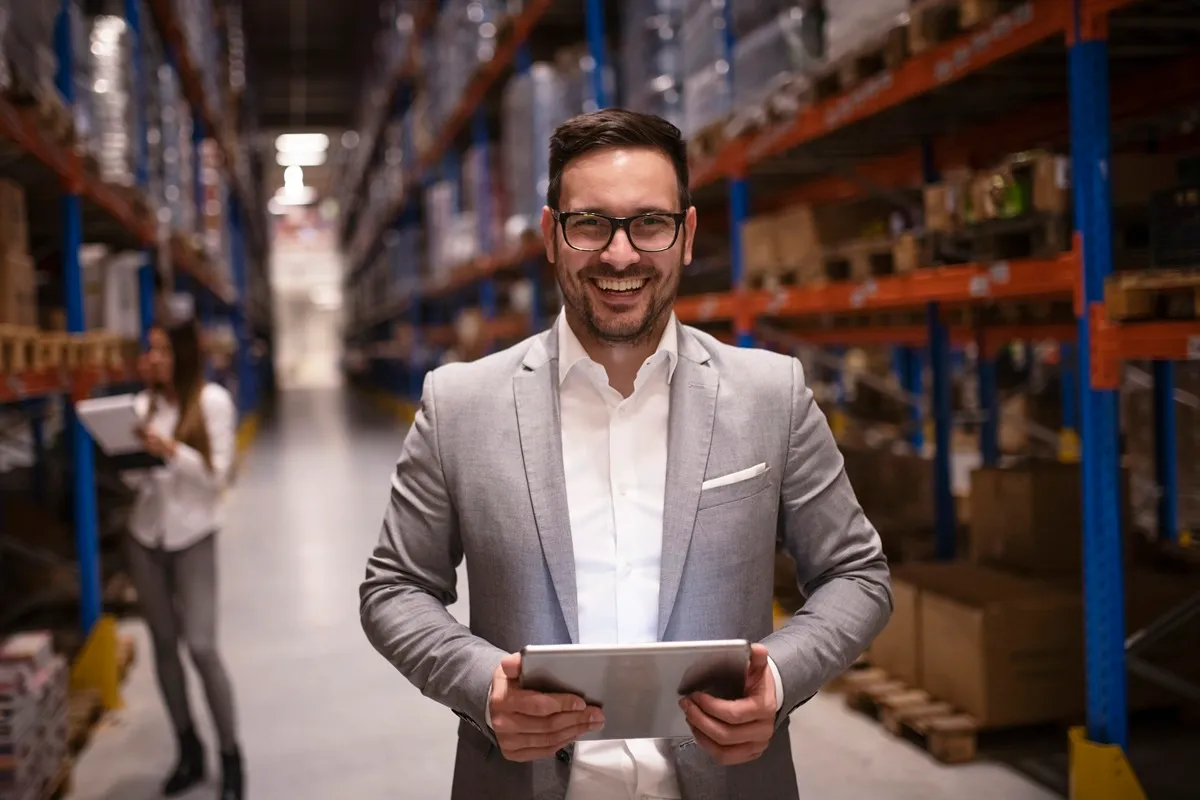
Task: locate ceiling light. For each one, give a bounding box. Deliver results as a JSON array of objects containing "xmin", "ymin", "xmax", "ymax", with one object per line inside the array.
[
  {"xmin": 277, "ymin": 150, "xmax": 327, "ymax": 167},
  {"xmin": 274, "ymin": 186, "xmax": 317, "ymax": 206},
  {"xmin": 341, "ymin": 131, "xmax": 360, "ymax": 149},
  {"xmin": 284, "ymin": 165, "xmax": 304, "ymax": 186},
  {"xmin": 275, "ymin": 133, "xmax": 329, "ymax": 154}
]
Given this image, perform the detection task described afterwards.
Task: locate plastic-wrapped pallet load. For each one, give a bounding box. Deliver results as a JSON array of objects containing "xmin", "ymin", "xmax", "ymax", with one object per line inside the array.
[
  {"xmin": 429, "ymin": 0, "xmax": 506, "ymax": 132},
  {"xmin": 0, "ymin": 633, "xmax": 68, "ymax": 800},
  {"xmin": 679, "ymin": 0, "xmax": 731, "ymax": 139},
  {"xmin": 557, "ymin": 45, "xmax": 616, "ymax": 119},
  {"xmin": 618, "ymin": 0, "xmax": 685, "ymax": 128},
  {"xmin": 730, "ymin": 6, "xmax": 825, "ymax": 120},
  {"xmin": 0, "ymin": 1, "xmax": 59, "ymax": 102},
  {"xmin": 464, "ymin": 142, "xmax": 508, "ymax": 254},
  {"xmin": 502, "ymin": 63, "xmax": 567, "ymax": 244},
  {"xmin": 88, "ymin": 15, "xmax": 136, "ymax": 187}
]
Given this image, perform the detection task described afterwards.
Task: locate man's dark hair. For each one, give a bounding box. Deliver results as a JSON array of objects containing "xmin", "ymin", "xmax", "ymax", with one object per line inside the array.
[{"xmin": 547, "ymin": 108, "xmax": 691, "ymax": 212}]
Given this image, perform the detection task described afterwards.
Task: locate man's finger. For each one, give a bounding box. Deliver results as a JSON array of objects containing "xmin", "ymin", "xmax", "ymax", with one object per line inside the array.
[
  {"xmin": 691, "ymin": 727, "xmax": 769, "ymax": 767},
  {"xmin": 492, "ymin": 707, "xmax": 600, "ymax": 736},
  {"xmin": 688, "ymin": 691, "xmax": 769, "ymax": 726},
  {"xmin": 500, "ymin": 719, "xmax": 601, "ymax": 762},
  {"xmin": 507, "ymin": 687, "xmax": 588, "ymax": 717}
]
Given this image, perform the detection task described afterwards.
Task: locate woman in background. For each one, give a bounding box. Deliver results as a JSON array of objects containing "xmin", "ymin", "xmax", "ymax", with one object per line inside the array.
[{"xmin": 126, "ymin": 318, "xmax": 244, "ymax": 800}]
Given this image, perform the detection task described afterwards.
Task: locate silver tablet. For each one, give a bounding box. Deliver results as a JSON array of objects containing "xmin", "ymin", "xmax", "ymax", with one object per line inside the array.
[{"xmin": 519, "ymin": 640, "xmax": 750, "ymax": 741}]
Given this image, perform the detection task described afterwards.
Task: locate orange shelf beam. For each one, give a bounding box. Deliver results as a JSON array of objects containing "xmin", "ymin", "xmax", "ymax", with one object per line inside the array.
[
  {"xmin": 770, "ymin": 323, "xmax": 1076, "ymax": 350},
  {"xmin": 675, "ymin": 251, "xmax": 1079, "ymax": 326},
  {"xmin": 1092, "ymin": 318, "xmax": 1200, "ymax": 389},
  {"xmin": 423, "ymin": 239, "xmax": 544, "ymax": 298},
  {"xmin": 0, "ymin": 366, "xmax": 136, "ymax": 404}
]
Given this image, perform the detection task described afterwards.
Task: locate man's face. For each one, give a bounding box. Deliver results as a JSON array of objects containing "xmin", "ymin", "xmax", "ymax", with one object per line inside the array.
[{"xmin": 541, "ymin": 146, "xmax": 696, "ymax": 346}]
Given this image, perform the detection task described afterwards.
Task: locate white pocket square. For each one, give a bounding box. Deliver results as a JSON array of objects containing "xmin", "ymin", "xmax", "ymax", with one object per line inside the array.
[{"xmin": 701, "ymin": 462, "xmax": 769, "ymax": 491}]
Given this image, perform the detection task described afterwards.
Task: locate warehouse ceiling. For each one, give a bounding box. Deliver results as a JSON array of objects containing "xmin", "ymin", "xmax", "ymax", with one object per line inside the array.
[{"xmin": 240, "ymin": 0, "xmax": 378, "ymax": 131}]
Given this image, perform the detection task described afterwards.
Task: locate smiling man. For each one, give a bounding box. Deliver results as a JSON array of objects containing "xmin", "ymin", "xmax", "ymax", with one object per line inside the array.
[{"xmin": 360, "ymin": 108, "xmax": 892, "ymax": 800}]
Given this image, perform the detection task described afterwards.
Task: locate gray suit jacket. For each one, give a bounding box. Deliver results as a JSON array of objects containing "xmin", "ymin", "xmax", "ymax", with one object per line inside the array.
[{"xmin": 360, "ymin": 323, "xmax": 892, "ymax": 799}]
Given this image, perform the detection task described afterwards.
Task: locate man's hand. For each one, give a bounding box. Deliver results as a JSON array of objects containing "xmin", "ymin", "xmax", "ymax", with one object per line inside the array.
[
  {"xmin": 489, "ymin": 652, "xmax": 604, "ymax": 763},
  {"xmin": 680, "ymin": 643, "xmax": 777, "ymax": 766}
]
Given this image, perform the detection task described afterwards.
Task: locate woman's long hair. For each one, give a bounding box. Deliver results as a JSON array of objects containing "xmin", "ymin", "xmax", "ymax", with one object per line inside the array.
[{"xmin": 147, "ymin": 320, "xmax": 212, "ymax": 470}]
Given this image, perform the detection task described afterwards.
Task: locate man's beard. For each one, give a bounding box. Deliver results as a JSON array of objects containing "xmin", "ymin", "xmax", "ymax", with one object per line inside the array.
[{"xmin": 555, "ymin": 240, "xmax": 681, "ymax": 346}]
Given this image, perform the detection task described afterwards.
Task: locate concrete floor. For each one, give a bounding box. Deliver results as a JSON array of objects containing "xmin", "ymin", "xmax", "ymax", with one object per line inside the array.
[{"xmin": 70, "ymin": 388, "xmax": 1062, "ymax": 799}]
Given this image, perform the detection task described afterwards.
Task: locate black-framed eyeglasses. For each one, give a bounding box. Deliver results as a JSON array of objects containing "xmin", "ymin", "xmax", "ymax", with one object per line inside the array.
[{"xmin": 552, "ymin": 210, "xmax": 686, "ymax": 253}]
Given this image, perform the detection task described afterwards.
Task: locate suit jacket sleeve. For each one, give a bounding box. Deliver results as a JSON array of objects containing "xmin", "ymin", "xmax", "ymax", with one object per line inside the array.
[
  {"xmin": 762, "ymin": 357, "xmax": 893, "ymax": 721},
  {"xmin": 360, "ymin": 370, "xmax": 507, "ymax": 738}
]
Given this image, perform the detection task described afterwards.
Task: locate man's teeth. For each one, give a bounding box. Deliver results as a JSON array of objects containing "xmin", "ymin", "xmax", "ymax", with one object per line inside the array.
[{"xmin": 595, "ymin": 278, "xmax": 647, "ymax": 292}]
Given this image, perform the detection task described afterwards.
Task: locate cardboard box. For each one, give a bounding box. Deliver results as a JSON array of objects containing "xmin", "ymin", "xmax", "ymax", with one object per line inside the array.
[
  {"xmin": 969, "ymin": 462, "xmax": 1132, "ymax": 578},
  {"xmin": 0, "ymin": 253, "xmax": 36, "ymax": 327},
  {"xmin": 0, "ymin": 179, "xmax": 28, "ymax": 257},
  {"xmin": 892, "ymin": 233, "xmax": 920, "ymax": 273},
  {"xmin": 918, "ymin": 563, "xmax": 1085, "ymax": 728},
  {"xmin": 741, "ymin": 215, "xmax": 783, "ymax": 282},
  {"xmin": 1032, "ymin": 154, "xmax": 1071, "ymax": 215}
]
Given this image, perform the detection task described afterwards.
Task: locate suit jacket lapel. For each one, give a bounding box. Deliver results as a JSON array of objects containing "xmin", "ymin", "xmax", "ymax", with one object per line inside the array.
[
  {"xmin": 658, "ymin": 328, "xmax": 719, "ymax": 638},
  {"xmin": 513, "ymin": 330, "xmax": 580, "ymax": 643}
]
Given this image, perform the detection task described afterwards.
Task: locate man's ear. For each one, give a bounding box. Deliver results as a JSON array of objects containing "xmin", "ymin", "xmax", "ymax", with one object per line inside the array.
[
  {"xmin": 682, "ymin": 206, "xmax": 697, "ymax": 266},
  {"xmin": 541, "ymin": 206, "xmax": 556, "ymax": 263}
]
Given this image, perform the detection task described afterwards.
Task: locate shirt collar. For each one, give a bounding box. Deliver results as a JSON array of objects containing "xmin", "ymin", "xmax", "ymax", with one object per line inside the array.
[{"xmin": 556, "ymin": 310, "xmax": 679, "ymax": 386}]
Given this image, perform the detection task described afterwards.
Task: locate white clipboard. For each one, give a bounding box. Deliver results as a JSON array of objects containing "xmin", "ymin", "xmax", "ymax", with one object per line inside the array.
[{"xmin": 75, "ymin": 394, "xmax": 165, "ymax": 469}]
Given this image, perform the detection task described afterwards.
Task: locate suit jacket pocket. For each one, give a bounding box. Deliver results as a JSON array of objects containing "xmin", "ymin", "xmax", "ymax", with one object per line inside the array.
[{"xmin": 697, "ymin": 464, "xmax": 772, "ymax": 510}]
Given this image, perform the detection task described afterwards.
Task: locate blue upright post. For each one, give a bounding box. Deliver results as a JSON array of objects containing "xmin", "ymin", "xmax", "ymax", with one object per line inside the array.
[
  {"xmin": 1153, "ymin": 361, "xmax": 1179, "ymax": 542},
  {"xmin": 57, "ymin": 0, "xmax": 101, "ymax": 634},
  {"xmin": 978, "ymin": 343, "xmax": 1000, "ymax": 466},
  {"xmin": 514, "ymin": 43, "xmax": 541, "ymax": 333},
  {"xmin": 583, "ymin": 0, "xmax": 609, "ymax": 108},
  {"xmin": 228, "ymin": 193, "xmax": 252, "ymax": 417},
  {"xmin": 729, "ymin": 177, "xmax": 754, "ymax": 348},
  {"xmin": 906, "ymin": 348, "xmax": 925, "ymax": 451},
  {"xmin": 928, "ymin": 304, "xmax": 955, "ymax": 559},
  {"xmin": 1070, "ymin": 0, "xmax": 1128, "ymax": 750}
]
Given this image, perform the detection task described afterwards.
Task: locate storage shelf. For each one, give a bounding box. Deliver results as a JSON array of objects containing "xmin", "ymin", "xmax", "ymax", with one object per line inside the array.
[
  {"xmin": 1092, "ymin": 318, "xmax": 1200, "ymax": 389},
  {"xmin": 692, "ymin": 0, "xmax": 1071, "ymax": 188},
  {"xmin": 0, "ymin": 95, "xmax": 235, "ymax": 302},
  {"xmin": 344, "ymin": 0, "xmax": 553, "ymax": 278},
  {"xmin": 337, "ymin": 1, "xmax": 436, "ymax": 242}
]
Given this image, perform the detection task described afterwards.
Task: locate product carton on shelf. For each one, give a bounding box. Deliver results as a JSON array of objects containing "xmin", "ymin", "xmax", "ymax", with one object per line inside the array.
[
  {"xmin": 968, "ymin": 462, "xmax": 1133, "ymax": 579},
  {"xmin": 0, "ymin": 252, "xmax": 36, "ymax": 328}
]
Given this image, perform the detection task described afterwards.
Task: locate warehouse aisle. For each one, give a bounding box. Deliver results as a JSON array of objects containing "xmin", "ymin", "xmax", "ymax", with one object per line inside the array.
[{"xmin": 71, "ymin": 388, "xmax": 1061, "ymax": 800}]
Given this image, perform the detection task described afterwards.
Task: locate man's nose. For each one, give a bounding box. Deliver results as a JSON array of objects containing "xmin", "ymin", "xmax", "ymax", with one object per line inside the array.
[{"xmin": 601, "ymin": 228, "xmax": 640, "ymax": 267}]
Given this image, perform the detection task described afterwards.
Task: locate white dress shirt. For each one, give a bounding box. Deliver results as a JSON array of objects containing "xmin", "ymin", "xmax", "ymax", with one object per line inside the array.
[
  {"xmin": 554, "ymin": 312, "xmax": 783, "ymax": 800},
  {"xmin": 123, "ymin": 383, "xmax": 236, "ymax": 552}
]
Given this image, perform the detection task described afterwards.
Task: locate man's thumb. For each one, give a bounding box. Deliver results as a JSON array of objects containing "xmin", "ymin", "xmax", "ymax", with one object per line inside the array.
[{"xmin": 500, "ymin": 652, "xmax": 522, "ymax": 680}]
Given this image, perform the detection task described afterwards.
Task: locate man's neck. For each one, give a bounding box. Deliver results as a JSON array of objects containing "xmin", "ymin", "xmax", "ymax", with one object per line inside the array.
[{"xmin": 565, "ymin": 312, "xmax": 666, "ymax": 399}]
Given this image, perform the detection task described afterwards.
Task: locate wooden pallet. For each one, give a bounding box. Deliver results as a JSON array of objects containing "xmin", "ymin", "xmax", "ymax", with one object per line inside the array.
[
  {"xmin": 0, "ymin": 325, "xmax": 38, "ymax": 373},
  {"xmin": 687, "ymin": 119, "xmax": 731, "ymax": 163},
  {"xmin": 838, "ymin": 668, "xmax": 979, "ymax": 763},
  {"xmin": 823, "ymin": 238, "xmax": 897, "ymax": 282},
  {"xmin": 1105, "ymin": 269, "xmax": 1200, "ymax": 322},
  {"xmin": 908, "ymin": 0, "xmax": 1021, "ymax": 55},
  {"xmin": 814, "ymin": 24, "xmax": 909, "ymax": 100},
  {"xmin": 913, "ymin": 213, "xmax": 1071, "ymax": 268}
]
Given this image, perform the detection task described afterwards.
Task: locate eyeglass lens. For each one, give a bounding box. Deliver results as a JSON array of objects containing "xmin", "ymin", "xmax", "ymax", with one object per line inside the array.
[{"xmin": 563, "ymin": 214, "xmax": 679, "ymax": 252}]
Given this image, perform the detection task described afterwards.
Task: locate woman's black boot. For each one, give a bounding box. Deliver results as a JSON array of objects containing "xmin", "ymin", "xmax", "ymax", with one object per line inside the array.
[
  {"xmin": 220, "ymin": 747, "xmax": 244, "ymax": 800},
  {"xmin": 163, "ymin": 727, "xmax": 205, "ymax": 796}
]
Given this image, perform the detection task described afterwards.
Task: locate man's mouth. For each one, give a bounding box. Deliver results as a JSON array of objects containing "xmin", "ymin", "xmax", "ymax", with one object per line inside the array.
[{"xmin": 591, "ymin": 276, "xmax": 650, "ymax": 295}]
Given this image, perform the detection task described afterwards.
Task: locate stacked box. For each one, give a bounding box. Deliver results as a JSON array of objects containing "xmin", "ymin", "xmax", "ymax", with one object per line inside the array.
[
  {"xmin": 0, "ymin": 180, "xmax": 34, "ymax": 327},
  {"xmin": 618, "ymin": 0, "xmax": 685, "ymax": 128},
  {"xmin": 463, "ymin": 143, "xmax": 508, "ymax": 254},
  {"xmin": 0, "ymin": 633, "xmax": 68, "ymax": 800},
  {"xmin": 88, "ymin": 15, "xmax": 137, "ymax": 188},
  {"xmin": 429, "ymin": 0, "xmax": 507, "ymax": 132},
  {"xmin": 501, "ymin": 63, "xmax": 567, "ymax": 242}
]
